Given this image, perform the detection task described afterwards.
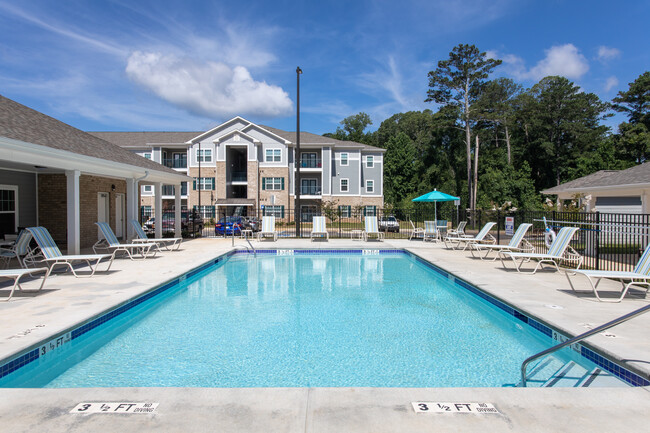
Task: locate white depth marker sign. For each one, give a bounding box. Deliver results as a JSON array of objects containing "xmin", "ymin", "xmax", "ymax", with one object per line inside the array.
[
  {"xmin": 70, "ymin": 402, "xmax": 159, "ymax": 414},
  {"xmin": 412, "ymin": 402, "xmax": 499, "ymax": 414}
]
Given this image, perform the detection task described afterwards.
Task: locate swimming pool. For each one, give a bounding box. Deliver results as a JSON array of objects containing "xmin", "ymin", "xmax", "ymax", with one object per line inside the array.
[{"xmin": 0, "ymin": 250, "xmax": 644, "ymax": 388}]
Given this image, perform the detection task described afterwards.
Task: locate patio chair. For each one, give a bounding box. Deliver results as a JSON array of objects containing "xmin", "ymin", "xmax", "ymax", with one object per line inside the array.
[
  {"xmin": 423, "ymin": 221, "xmax": 439, "ymax": 242},
  {"xmin": 310, "ymin": 216, "xmax": 328, "ymax": 241},
  {"xmin": 94, "ymin": 222, "xmax": 157, "ymax": 260},
  {"xmin": 501, "ymin": 226, "xmax": 582, "ymax": 274},
  {"xmin": 409, "ymin": 220, "xmax": 425, "ymax": 240},
  {"xmin": 26, "ymin": 227, "xmax": 115, "ymax": 277},
  {"xmin": 470, "ymin": 223, "xmax": 533, "ymax": 260},
  {"xmin": 0, "ymin": 230, "xmax": 34, "ymax": 268},
  {"xmin": 444, "ymin": 222, "xmax": 496, "ymax": 250},
  {"xmin": 447, "ymin": 221, "xmax": 468, "ymax": 237},
  {"xmin": 363, "ymin": 216, "xmax": 384, "ymax": 241},
  {"xmin": 130, "ymin": 220, "xmax": 182, "ymax": 251},
  {"xmin": 565, "ymin": 242, "xmax": 650, "ymax": 302},
  {"xmin": 257, "ymin": 216, "xmax": 278, "ymax": 241},
  {"xmin": 0, "ymin": 267, "xmax": 51, "ymax": 301}
]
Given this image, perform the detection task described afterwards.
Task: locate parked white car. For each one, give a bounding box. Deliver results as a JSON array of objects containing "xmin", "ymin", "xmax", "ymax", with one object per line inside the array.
[{"xmin": 379, "ymin": 216, "xmax": 400, "ymax": 233}]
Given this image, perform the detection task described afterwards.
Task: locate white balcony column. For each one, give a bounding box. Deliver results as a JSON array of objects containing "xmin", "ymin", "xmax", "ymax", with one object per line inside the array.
[
  {"xmin": 126, "ymin": 178, "xmax": 137, "ymax": 240},
  {"xmin": 154, "ymin": 182, "xmax": 163, "ymax": 239},
  {"xmin": 174, "ymin": 184, "xmax": 182, "ymax": 238},
  {"xmin": 65, "ymin": 169, "xmax": 81, "ymax": 255}
]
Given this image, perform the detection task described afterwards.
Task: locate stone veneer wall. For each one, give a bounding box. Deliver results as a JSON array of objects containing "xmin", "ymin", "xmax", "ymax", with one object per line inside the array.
[{"xmin": 38, "ymin": 174, "xmax": 126, "ymax": 250}]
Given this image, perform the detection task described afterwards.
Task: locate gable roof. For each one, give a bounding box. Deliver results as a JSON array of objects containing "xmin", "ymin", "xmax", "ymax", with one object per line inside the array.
[
  {"xmin": 542, "ymin": 163, "xmax": 650, "ymax": 194},
  {"xmin": 0, "ymin": 95, "xmax": 186, "ymax": 180}
]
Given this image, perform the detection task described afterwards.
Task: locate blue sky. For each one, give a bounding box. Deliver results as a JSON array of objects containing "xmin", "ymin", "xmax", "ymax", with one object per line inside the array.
[{"xmin": 1, "ymin": 0, "xmax": 648, "ymax": 135}]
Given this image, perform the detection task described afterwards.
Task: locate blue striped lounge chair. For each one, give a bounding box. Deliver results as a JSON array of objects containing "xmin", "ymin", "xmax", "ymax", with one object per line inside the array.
[
  {"xmin": 447, "ymin": 221, "xmax": 468, "ymax": 237},
  {"xmin": 502, "ymin": 226, "xmax": 582, "ymax": 274},
  {"xmin": 0, "ymin": 230, "xmax": 34, "ymax": 268},
  {"xmin": 26, "ymin": 227, "xmax": 114, "ymax": 278},
  {"xmin": 130, "ymin": 220, "xmax": 182, "ymax": 251},
  {"xmin": 0, "ymin": 267, "xmax": 51, "ymax": 301},
  {"xmin": 94, "ymin": 222, "xmax": 157, "ymax": 260},
  {"xmin": 444, "ymin": 222, "xmax": 496, "ymax": 250},
  {"xmin": 310, "ymin": 216, "xmax": 328, "ymax": 241},
  {"xmin": 423, "ymin": 221, "xmax": 439, "ymax": 242},
  {"xmin": 363, "ymin": 216, "xmax": 384, "ymax": 241},
  {"xmin": 470, "ymin": 223, "xmax": 533, "ymax": 260},
  {"xmin": 257, "ymin": 216, "xmax": 277, "ymax": 241},
  {"xmin": 566, "ymin": 242, "xmax": 650, "ymax": 302}
]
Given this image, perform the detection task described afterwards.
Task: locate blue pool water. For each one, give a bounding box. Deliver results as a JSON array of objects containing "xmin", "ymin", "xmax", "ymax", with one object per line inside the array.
[{"xmin": 1, "ymin": 252, "xmax": 588, "ymax": 388}]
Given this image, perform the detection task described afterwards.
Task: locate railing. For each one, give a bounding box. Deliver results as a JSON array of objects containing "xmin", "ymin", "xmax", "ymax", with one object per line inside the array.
[
  {"xmin": 520, "ymin": 303, "xmax": 650, "ymax": 387},
  {"xmin": 300, "ymin": 186, "xmax": 322, "ymax": 195},
  {"xmin": 161, "ymin": 185, "xmax": 188, "ymax": 196},
  {"xmin": 162, "ymin": 158, "xmax": 187, "ymax": 169},
  {"xmin": 231, "ymin": 171, "xmax": 247, "ymax": 182},
  {"xmin": 300, "ymin": 158, "xmax": 322, "ymax": 168}
]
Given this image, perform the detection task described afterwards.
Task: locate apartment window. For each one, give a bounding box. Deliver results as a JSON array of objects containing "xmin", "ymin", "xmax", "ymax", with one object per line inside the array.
[
  {"xmin": 141, "ymin": 206, "xmax": 153, "ymax": 219},
  {"xmin": 198, "ymin": 149, "xmax": 212, "ymax": 163},
  {"xmin": 194, "ymin": 177, "xmax": 215, "ymax": 190},
  {"xmin": 340, "ymin": 152, "xmax": 348, "ymax": 166},
  {"xmin": 339, "ymin": 205, "xmax": 351, "ymax": 218},
  {"xmin": 366, "ymin": 180, "xmax": 374, "ymax": 193},
  {"xmin": 142, "ymin": 152, "xmax": 152, "ymax": 160},
  {"xmin": 364, "ymin": 206, "xmax": 377, "ymax": 216},
  {"xmin": 263, "ymin": 205, "xmax": 285, "ymax": 218},
  {"xmin": 142, "ymin": 185, "xmax": 153, "ymax": 194},
  {"xmin": 265, "ymin": 149, "xmax": 281, "ymax": 162},
  {"xmin": 366, "ymin": 155, "xmax": 374, "ymax": 168},
  {"xmin": 262, "ymin": 177, "xmax": 284, "ymax": 190},
  {"xmin": 340, "ymin": 178, "xmax": 349, "ymax": 193},
  {"xmin": 194, "ymin": 205, "xmax": 215, "ymax": 218},
  {"xmin": 0, "ymin": 186, "xmax": 17, "ymax": 236}
]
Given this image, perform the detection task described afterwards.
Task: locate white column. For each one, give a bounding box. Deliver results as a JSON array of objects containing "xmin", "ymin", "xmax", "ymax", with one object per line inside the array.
[
  {"xmin": 126, "ymin": 178, "xmax": 136, "ymax": 240},
  {"xmin": 65, "ymin": 170, "xmax": 81, "ymax": 255},
  {"xmin": 154, "ymin": 182, "xmax": 163, "ymax": 239},
  {"xmin": 175, "ymin": 184, "xmax": 182, "ymax": 238}
]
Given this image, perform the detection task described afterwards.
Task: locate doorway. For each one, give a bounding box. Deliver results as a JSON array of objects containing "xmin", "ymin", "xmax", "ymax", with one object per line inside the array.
[
  {"xmin": 115, "ymin": 193, "xmax": 125, "ymax": 238},
  {"xmin": 97, "ymin": 192, "xmax": 109, "ymax": 238}
]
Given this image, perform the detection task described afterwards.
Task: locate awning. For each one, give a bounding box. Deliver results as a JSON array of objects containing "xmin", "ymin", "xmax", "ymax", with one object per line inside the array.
[{"xmin": 215, "ymin": 199, "xmax": 256, "ymax": 206}]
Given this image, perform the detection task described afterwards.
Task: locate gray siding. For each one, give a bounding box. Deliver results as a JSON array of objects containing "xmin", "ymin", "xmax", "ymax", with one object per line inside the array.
[
  {"xmin": 361, "ymin": 152, "xmax": 382, "ymax": 195},
  {"xmin": 0, "ymin": 170, "xmax": 37, "ymax": 229},
  {"xmin": 332, "ymin": 150, "xmax": 360, "ymax": 195},
  {"xmin": 322, "ymin": 147, "xmax": 331, "ymax": 195}
]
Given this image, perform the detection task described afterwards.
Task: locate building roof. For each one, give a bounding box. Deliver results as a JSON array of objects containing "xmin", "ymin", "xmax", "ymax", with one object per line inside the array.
[
  {"xmin": 542, "ymin": 163, "xmax": 650, "ymax": 194},
  {"xmin": 90, "ymin": 121, "xmax": 385, "ymax": 152},
  {"xmin": 0, "ymin": 95, "xmax": 183, "ymax": 178}
]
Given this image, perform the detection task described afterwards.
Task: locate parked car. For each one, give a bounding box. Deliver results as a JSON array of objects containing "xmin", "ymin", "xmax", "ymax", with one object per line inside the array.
[
  {"xmin": 142, "ymin": 217, "xmax": 155, "ymax": 232},
  {"xmin": 215, "ymin": 216, "xmax": 245, "ymax": 236},
  {"xmin": 244, "ymin": 217, "xmax": 260, "ymax": 232},
  {"xmin": 379, "ymin": 216, "xmax": 400, "ymax": 233}
]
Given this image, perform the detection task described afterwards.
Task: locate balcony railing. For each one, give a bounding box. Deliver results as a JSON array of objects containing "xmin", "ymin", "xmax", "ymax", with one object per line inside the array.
[
  {"xmin": 300, "ymin": 185, "xmax": 322, "ymax": 195},
  {"xmin": 163, "ymin": 158, "xmax": 187, "ymax": 169},
  {"xmin": 231, "ymin": 171, "xmax": 247, "ymax": 182},
  {"xmin": 162, "ymin": 185, "xmax": 188, "ymax": 196},
  {"xmin": 300, "ymin": 158, "xmax": 322, "ymax": 168}
]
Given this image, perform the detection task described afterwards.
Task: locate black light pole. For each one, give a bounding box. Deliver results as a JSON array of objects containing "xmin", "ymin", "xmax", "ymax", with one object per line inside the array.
[
  {"xmin": 198, "ymin": 140, "xmax": 201, "ymax": 229},
  {"xmin": 295, "ymin": 66, "xmax": 302, "ymax": 238}
]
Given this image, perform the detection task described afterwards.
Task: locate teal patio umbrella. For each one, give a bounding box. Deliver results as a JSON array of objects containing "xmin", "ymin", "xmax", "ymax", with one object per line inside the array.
[{"xmin": 412, "ymin": 189, "xmax": 460, "ymax": 223}]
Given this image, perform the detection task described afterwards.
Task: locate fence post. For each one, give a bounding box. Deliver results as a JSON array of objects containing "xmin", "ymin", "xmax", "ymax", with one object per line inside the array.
[
  {"xmin": 595, "ymin": 211, "xmax": 600, "ymax": 271},
  {"xmin": 496, "ymin": 210, "xmax": 501, "ymax": 244},
  {"xmin": 338, "ymin": 208, "xmax": 341, "ymax": 238}
]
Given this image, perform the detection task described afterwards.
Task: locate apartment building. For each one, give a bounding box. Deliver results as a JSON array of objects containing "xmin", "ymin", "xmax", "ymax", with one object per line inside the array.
[{"xmin": 91, "ymin": 116, "xmax": 384, "ymax": 220}]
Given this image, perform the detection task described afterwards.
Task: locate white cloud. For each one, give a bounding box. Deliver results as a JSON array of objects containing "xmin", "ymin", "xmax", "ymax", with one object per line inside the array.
[
  {"xmin": 597, "ymin": 46, "xmax": 621, "ymax": 63},
  {"xmin": 492, "ymin": 44, "xmax": 589, "ymax": 81},
  {"xmin": 125, "ymin": 51, "xmax": 293, "ymax": 119},
  {"xmin": 604, "ymin": 76, "xmax": 619, "ymax": 92}
]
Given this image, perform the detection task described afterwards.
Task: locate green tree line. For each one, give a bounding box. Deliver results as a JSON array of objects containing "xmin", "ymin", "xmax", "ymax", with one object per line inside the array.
[{"xmin": 325, "ymin": 44, "xmax": 649, "ymax": 211}]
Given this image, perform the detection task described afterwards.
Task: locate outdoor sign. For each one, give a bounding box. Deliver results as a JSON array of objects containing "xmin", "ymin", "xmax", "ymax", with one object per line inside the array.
[{"xmin": 505, "ymin": 217, "xmax": 514, "ymax": 236}]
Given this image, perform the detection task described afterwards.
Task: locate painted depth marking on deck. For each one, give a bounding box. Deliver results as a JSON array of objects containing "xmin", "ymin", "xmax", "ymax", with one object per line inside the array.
[
  {"xmin": 412, "ymin": 402, "xmax": 499, "ymax": 414},
  {"xmin": 70, "ymin": 403, "xmax": 159, "ymax": 414}
]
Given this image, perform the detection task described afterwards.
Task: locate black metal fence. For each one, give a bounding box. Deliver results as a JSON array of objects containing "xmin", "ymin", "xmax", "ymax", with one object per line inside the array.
[{"xmin": 140, "ymin": 206, "xmax": 650, "ymax": 272}]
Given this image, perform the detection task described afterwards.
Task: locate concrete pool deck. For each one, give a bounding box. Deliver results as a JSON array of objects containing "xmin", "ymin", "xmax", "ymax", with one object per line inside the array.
[{"xmin": 0, "ymin": 237, "xmax": 648, "ymax": 432}]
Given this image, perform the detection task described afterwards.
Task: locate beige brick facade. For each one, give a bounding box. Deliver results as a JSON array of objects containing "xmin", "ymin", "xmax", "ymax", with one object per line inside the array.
[{"xmin": 38, "ymin": 174, "xmax": 126, "ymax": 249}]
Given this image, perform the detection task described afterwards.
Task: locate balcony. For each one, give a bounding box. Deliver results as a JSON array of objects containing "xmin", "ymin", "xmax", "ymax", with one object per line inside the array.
[
  {"xmin": 300, "ymin": 185, "xmax": 322, "ymax": 196},
  {"xmin": 300, "ymin": 158, "xmax": 322, "ymax": 169},
  {"xmin": 163, "ymin": 157, "xmax": 187, "ymax": 169},
  {"xmin": 162, "ymin": 184, "xmax": 188, "ymax": 196},
  {"xmin": 231, "ymin": 171, "xmax": 247, "ymax": 182}
]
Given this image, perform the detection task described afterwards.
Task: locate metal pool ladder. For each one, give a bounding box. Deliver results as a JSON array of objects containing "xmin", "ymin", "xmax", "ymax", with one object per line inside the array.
[
  {"xmin": 520, "ymin": 303, "xmax": 650, "ymax": 387},
  {"xmin": 244, "ymin": 232, "xmax": 256, "ymax": 257}
]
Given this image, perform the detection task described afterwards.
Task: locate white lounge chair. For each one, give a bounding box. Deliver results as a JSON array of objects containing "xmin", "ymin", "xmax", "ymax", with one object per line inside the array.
[
  {"xmin": 423, "ymin": 221, "xmax": 439, "ymax": 242},
  {"xmin": 447, "ymin": 221, "xmax": 468, "ymax": 237},
  {"xmin": 0, "ymin": 267, "xmax": 51, "ymax": 301},
  {"xmin": 565, "ymin": 242, "xmax": 650, "ymax": 302},
  {"xmin": 502, "ymin": 226, "xmax": 582, "ymax": 274},
  {"xmin": 409, "ymin": 220, "xmax": 425, "ymax": 240},
  {"xmin": 26, "ymin": 227, "xmax": 114, "ymax": 278},
  {"xmin": 130, "ymin": 219, "xmax": 182, "ymax": 251},
  {"xmin": 470, "ymin": 223, "xmax": 533, "ymax": 260},
  {"xmin": 257, "ymin": 216, "xmax": 278, "ymax": 241},
  {"xmin": 363, "ymin": 216, "xmax": 384, "ymax": 241},
  {"xmin": 310, "ymin": 216, "xmax": 328, "ymax": 241},
  {"xmin": 0, "ymin": 230, "xmax": 34, "ymax": 268},
  {"xmin": 444, "ymin": 222, "xmax": 496, "ymax": 250},
  {"xmin": 94, "ymin": 222, "xmax": 157, "ymax": 260}
]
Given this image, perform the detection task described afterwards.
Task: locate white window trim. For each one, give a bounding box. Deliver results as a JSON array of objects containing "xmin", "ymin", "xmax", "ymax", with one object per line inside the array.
[
  {"xmin": 340, "ymin": 152, "xmax": 349, "ymax": 166},
  {"xmin": 265, "ymin": 149, "xmax": 282, "ymax": 163},
  {"xmin": 366, "ymin": 180, "xmax": 374, "ymax": 193},
  {"xmin": 0, "ymin": 185, "xmax": 19, "ymax": 234},
  {"xmin": 142, "ymin": 152, "xmax": 152, "ymax": 160},
  {"xmin": 198, "ymin": 149, "xmax": 212, "ymax": 163},
  {"xmin": 340, "ymin": 178, "xmax": 349, "ymax": 193},
  {"xmin": 266, "ymin": 177, "xmax": 283, "ymax": 190},
  {"xmin": 197, "ymin": 177, "xmax": 214, "ymax": 191},
  {"xmin": 366, "ymin": 155, "xmax": 374, "ymax": 168}
]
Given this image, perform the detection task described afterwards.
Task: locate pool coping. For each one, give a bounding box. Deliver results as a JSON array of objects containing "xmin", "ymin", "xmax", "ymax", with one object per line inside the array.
[{"xmin": 1, "ymin": 247, "xmax": 648, "ymax": 387}]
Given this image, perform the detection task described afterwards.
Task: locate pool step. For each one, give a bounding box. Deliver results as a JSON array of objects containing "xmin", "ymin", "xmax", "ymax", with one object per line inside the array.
[{"xmin": 542, "ymin": 361, "xmax": 630, "ymax": 388}]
